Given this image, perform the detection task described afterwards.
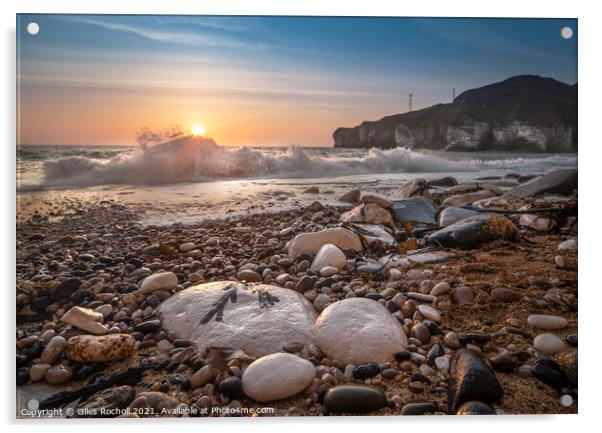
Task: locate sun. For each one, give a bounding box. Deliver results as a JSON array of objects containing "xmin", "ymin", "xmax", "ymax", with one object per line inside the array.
[{"xmin": 191, "ymin": 123, "xmax": 206, "ymax": 136}]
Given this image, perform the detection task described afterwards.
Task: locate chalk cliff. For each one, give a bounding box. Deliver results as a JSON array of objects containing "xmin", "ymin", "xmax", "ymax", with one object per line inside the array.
[{"xmin": 333, "ymin": 75, "xmax": 577, "ymax": 152}]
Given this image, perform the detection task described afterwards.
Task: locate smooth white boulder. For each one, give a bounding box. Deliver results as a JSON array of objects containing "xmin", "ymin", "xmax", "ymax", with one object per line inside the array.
[
  {"xmin": 313, "ymin": 297, "xmax": 407, "ymax": 364},
  {"xmin": 557, "ymin": 239, "xmax": 577, "ymax": 251},
  {"xmin": 527, "ymin": 314, "xmax": 568, "ymax": 330},
  {"xmin": 310, "ymin": 243, "xmax": 346, "ymax": 272},
  {"xmin": 158, "ymin": 282, "xmax": 318, "ymax": 357},
  {"xmin": 140, "ymin": 272, "xmax": 178, "ymax": 294},
  {"xmin": 287, "ymin": 227, "xmax": 362, "ymax": 258},
  {"xmin": 242, "ymin": 353, "xmax": 316, "ymax": 402},
  {"xmin": 438, "ymin": 207, "xmax": 480, "ymax": 227},
  {"xmin": 533, "ymin": 333, "xmax": 566, "ymax": 355},
  {"xmin": 519, "ymin": 214, "xmax": 556, "ymax": 232},
  {"xmin": 340, "ymin": 203, "xmax": 393, "ymax": 224}
]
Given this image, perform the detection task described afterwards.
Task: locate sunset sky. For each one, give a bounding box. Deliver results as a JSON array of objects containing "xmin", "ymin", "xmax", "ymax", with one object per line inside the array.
[{"xmin": 17, "ymin": 15, "xmax": 577, "ymax": 147}]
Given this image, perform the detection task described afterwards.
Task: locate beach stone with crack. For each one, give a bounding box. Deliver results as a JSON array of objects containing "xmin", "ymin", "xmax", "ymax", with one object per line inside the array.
[
  {"xmin": 61, "ymin": 306, "xmax": 108, "ymax": 335},
  {"xmin": 310, "ymin": 243, "xmax": 346, "ymax": 272},
  {"xmin": 448, "ymin": 349, "xmax": 504, "ymax": 413},
  {"xmin": 527, "ymin": 314, "xmax": 568, "ymax": 331},
  {"xmin": 66, "ymin": 334, "xmax": 136, "ymax": 362},
  {"xmin": 158, "ymin": 282, "xmax": 317, "ymax": 357},
  {"xmin": 140, "ymin": 272, "xmax": 178, "ymax": 294},
  {"xmin": 287, "ymin": 227, "xmax": 362, "ymax": 258},
  {"xmin": 323, "ymin": 384, "xmax": 387, "ymax": 414},
  {"xmin": 340, "ymin": 203, "xmax": 393, "ymax": 224},
  {"xmin": 313, "ymin": 297, "xmax": 407, "ymax": 364},
  {"xmin": 438, "ymin": 207, "xmax": 480, "ymax": 227},
  {"xmin": 241, "ymin": 353, "xmax": 316, "ymax": 401},
  {"xmin": 533, "ymin": 333, "xmax": 566, "ymax": 355}
]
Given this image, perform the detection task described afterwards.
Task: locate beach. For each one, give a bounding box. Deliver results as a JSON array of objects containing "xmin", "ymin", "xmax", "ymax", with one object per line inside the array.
[{"xmin": 15, "ymin": 146, "xmax": 578, "ymax": 417}]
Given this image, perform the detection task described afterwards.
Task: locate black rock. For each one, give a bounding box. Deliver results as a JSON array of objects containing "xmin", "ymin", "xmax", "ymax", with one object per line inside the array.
[
  {"xmin": 401, "ymin": 401, "xmax": 438, "ymax": 415},
  {"xmin": 25, "ymin": 340, "xmax": 45, "ymax": 360},
  {"xmin": 429, "ymin": 176, "xmax": 458, "ymax": 187},
  {"xmin": 295, "ymin": 275, "xmax": 314, "ymax": 293},
  {"xmin": 566, "ymin": 334, "xmax": 578, "ymax": 347},
  {"xmin": 448, "ymin": 349, "xmax": 504, "ymax": 413},
  {"xmin": 531, "ymin": 357, "xmax": 571, "ymax": 391},
  {"xmin": 133, "ymin": 320, "xmax": 162, "ymax": 334},
  {"xmin": 390, "ymin": 196, "xmax": 439, "ymax": 225},
  {"xmin": 352, "ymin": 362, "xmax": 380, "ymax": 380},
  {"xmin": 553, "ymin": 349, "xmax": 577, "ymax": 389},
  {"xmin": 323, "ymin": 384, "xmax": 387, "ymax": 414},
  {"xmin": 55, "ymin": 278, "xmax": 82, "ymax": 298},
  {"xmin": 456, "ymin": 400, "xmax": 496, "ymax": 415},
  {"xmin": 17, "ymin": 367, "xmax": 29, "ymax": 385},
  {"xmin": 219, "ymin": 377, "xmax": 242, "ymax": 397},
  {"xmin": 296, "ymin": 252, "xmax": 314, "ymax": 263},
  {"xmin": 394, "ymin": 351, "xmax": 411, "ymax": 362},
  {"xmin": 426, "ymin": 214, "xmax": 517, "ymax": 250},
  {"xmin": 72, "ymin": 364, "xmax": 102, "ymax": 381},
  {"xmin": 427, "ymin": 344, "xmax": 444, "ymax": 362},
  {"xmin": 490, "ymin": 355, "xmax": 517, "ymax": 373},
  {"xmin": 386, "ymin": 300, "xmax": 399, "ymax": 313},
  {"xmin": 316, "ymin": 277, "xmax": 337, "ymax": 289},
  {"xmin": 364, "ymin": 293, "xmax": 382, "ymax": 302},
  {"xmin": 31, "ymin": 296, "xmax": 50, "ymax": 312}
]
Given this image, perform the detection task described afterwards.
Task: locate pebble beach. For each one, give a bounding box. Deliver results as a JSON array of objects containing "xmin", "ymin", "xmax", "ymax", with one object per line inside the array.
[{"xmin": 16, "ymin": 169, "xmax": 578, "ymax": 418}]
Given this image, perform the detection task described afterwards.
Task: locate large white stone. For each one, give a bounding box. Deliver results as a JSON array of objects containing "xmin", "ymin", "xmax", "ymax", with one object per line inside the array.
[
  {"xmin": 241, "ymin": 353, "xmax": 316, "ymax": 402},
  {"xmin": 313, "ymin": 297, "xmax": 407, "ymax": 364},
  {"xmin": 140, "ymin": 272, "xmax": 178, "ymax": 294},
  {"xmin": 340, "ymin": 203, "xmax": 393, "ymax": 224},
  {"xmin": 287, "ymin": 227, "xmax": 362, "ymax": 258},
  {"xmin": 527, "ymin": 314, "xmax": 568, "ymax": 330},
  {"xmin": 438, "ymin": 207, "xmax": 480, "ymax": 227},
  {"xmin": 158, "ymin": 282, "xmax": 318, "ymax": 357},
  {"xmin": 310, "ymin": 243, "xmax": 346, "ymax": 272},
  {"xmin": 533, "ymin": 333, "xmax": 566, "ymax": 355}
]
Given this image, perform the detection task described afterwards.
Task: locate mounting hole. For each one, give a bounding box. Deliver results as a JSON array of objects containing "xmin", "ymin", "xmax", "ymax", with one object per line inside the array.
[
  {"xmin": 560, "ymin": 26, "xmax": 573, "ymax": 39},
  {"xmin": 27, "ymin": 22, "xmax": 39, "ymax": 35}
]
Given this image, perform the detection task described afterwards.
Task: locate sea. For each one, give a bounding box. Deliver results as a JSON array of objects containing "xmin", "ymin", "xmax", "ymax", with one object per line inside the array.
[{"xmin": 16, "ymin": 138, "xmax": 578, "ymax": 226}]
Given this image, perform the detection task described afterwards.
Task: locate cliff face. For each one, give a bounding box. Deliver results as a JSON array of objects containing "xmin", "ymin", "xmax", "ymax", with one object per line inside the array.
[{"xmin": 333, "ymin": 75, "xmax": 577, "ymax": 152}]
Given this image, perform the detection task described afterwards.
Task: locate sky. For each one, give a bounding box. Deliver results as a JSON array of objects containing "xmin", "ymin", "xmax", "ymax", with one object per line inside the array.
[{"xmin": 17, "ymin": 15, "xmax": 577, "ymax": 147}]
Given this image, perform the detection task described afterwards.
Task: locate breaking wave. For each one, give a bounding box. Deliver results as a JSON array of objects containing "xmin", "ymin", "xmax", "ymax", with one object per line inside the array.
[{"xmin": 20, "ymin": 136, "xmax": 577, "ymax": 191}]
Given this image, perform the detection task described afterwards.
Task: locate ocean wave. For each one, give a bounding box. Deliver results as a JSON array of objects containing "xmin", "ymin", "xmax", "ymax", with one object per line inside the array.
[{"xmin": 18, "ymin": 136, "xmax": 577, "ymax": 191}]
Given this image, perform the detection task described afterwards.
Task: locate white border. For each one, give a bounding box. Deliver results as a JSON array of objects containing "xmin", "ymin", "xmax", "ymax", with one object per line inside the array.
[{"xmin": 2, "ymin": 1, "xmax": 599, "ymax": 432}]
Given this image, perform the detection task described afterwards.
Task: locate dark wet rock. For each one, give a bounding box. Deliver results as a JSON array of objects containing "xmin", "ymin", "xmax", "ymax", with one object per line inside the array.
[
  {"xmin": 394, "ymin": 351, "xmax": 411, "ymax": 362},
  {"xmin": 133, "ymin": 320, "xmax": 162, "ymax": 334},
  {"xmin": 17, "ymin": 367, "xmax": 29, "ymax": 385},
  {"xmin": 553, "ymin": 349, "xmax": 577, "ymax": 388},
  {"xmin": 490, "ymin": 355, "xmax": 517, "ymax": 373},
  {"xmin": 31, "ymin": 296, "xmax": 50, "ymax": 312},
  {"xmin": 448, "ymin": 349, "xmax": 504, "ymax": 413},
  {"xmin": 427, "ymin": 344, "xmax": 444, "ymax": 362},
  {"xmin": 401, "ymin": 401, "xmax": 438, "ymax": 415},
  {"xmin": 566, "ymin": 334, "xmax": 577, "ymax": 346},
  {"xmin": 55, "ymin": 278, "xmax": 82, "ymax": 298},
  {"xmin": 323, "ymin": 384, "xmax": 387, "ymax": 414},
  {"xmin": 456, "ymin": 401, "xmax": 496, "ymax": 415},
  {"xmin": 76, "ymin": 385, "xmax": 136, "ymax": 417},
  {"xmin": 364, "ymin": 293, "xmax": 382, "ymax": 302},
  {"xmin": 426, "ymin": 214, "xmax": 517, "ymax": 250},
  {"xmin": 219, "ymin": 376, "xmax": 242, "ymax": 397},
  {"xmin": 295, "ymin": 275, "xmax": 314, "ymax": 293},
  {"xmin": 505, "ymin": 169, "xmax": 577, "ymax": 198},
  {"xmin": 531, "ymin": 357, "xmax": 571, "ymax": 391},
  {"xmin": 390, "ymin": 196, "xmax": 439, "ymax": 225},
  {"xmin": 352, "ymin": 362, "xmax": 380, "ymax": 380}
]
